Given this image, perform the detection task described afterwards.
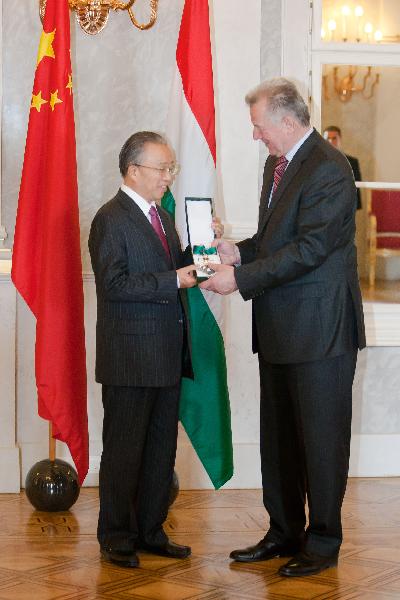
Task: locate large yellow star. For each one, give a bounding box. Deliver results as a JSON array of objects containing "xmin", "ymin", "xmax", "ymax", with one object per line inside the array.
[
  {"xmin": 37, "ymin": 28, "xmax": 56, "ymax": 66},
  {"xmin": 31, "ymin": 91, "xmax": 48, "ymax": 112},
  {"xmin": 66, "ymin": 73, "xmax": 73, "ymax": 95},
  {"xmin": 50, "ymin": 90, "xmax": 63, "ymax": 111}
]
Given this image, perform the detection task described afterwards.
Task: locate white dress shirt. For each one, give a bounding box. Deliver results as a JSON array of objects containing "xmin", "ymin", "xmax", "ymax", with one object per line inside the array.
[
  {"xmin": 120, "ymin": 184, "xmax": 180, "ymax": 287},
  {"xmin": 267, "ymin": 127, "xmax": 313, "ymax": 207}
]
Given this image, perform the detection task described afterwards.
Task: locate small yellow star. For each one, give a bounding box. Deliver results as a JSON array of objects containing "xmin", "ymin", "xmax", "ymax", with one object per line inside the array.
[
  {"xmin": 31, "ymin": 91, "xmax": 48, "ymax": 112},
  {"xmin": 50, "ymin": 90, "xmax": 63, "ymax": 111},
  {"xmin": 66, "ymin": 73, "xmax": 73, "ymax": 95},
  {"xmin": 37, "ymin": 28, "xmax": 56, "ymax": 66}
]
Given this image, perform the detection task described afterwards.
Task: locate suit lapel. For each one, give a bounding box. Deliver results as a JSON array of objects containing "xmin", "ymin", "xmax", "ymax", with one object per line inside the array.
[
  {"xmin": 258, "ymin": 129, "xmax": 319, "ymax": 237},
  {"xmin": 257, "ymin": 157, "xmax": 276, "ymax": 235},
  {"xmin": 158, "ymin": 207, "xmax": 179, "ymax": 268},
  {"xmin": 117, "ymin": 190, "xmax": 171, "ymax": 265}
]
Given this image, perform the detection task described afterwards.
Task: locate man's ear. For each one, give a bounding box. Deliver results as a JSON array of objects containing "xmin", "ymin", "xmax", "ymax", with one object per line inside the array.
[
  {"xmin": 126, "ymin": 164, "xmax": 138, "ymax": 181},
  {"xmin": 282, "ymin": 115, "xmax": 296, "ymax": 133}
]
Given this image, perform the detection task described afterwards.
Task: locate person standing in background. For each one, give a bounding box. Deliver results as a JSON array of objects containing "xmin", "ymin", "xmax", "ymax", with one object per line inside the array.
[{"xmin": 323, "ymin": 125, "xmax": 362, "ymax": 210}]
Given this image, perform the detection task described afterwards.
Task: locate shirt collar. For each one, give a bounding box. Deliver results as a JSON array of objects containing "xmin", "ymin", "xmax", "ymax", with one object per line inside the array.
[
  {"xmin": 285, "ymin": 127, "xmax": 313, "ymax": 163},
  {"xmin": 121, "ymin": 183, "xmax": 156, "ymax": 217}
]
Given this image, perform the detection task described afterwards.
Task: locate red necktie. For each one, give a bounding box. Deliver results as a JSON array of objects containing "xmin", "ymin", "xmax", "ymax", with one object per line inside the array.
[
  {"xmin": 149, "ymin": 206, "xmax": 170, "ymax": 257},
  {"xmin": 272, "ymin": 156, "xmax": 288, "ymax": 194}
]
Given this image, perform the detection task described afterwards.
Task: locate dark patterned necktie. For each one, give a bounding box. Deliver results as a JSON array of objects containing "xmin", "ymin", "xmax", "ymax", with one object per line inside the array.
[
  {"xmin": 149, "ymin": 206, "xmax": 170, "ymax": 257},
  {"xmin": 272, "ymin": 155, "xmax": 288, "ymax": 194}
]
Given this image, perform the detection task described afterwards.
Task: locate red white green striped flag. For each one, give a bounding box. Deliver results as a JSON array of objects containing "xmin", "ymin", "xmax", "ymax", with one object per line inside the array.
[{"xmin": 162, "ymin": 0, "xmax": 233, "ymax": 489}]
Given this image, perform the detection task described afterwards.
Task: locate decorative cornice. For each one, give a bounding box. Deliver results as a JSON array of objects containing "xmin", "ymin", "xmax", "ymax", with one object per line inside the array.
[
  {"xmin": 4, "ymin": 233, "xmax": 400, "ymax": 346},
  {"xmin": 81, "ymin": 273, "xmax": 400, "ymax": 347},
  {"xmin": 0, "ymin": 258, "xmax": 12, "ymax": 280}
]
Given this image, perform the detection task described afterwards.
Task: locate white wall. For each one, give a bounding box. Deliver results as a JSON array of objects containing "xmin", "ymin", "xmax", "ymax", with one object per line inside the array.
[
  {"xmin": 2, "ymin": 0, "xmax": 400, "ymax": 492},
  {"xmin": 14, "ymin": 275, "xmax": 400, "ymax": 488},
  {"xmin": 211, "ymin": 0, "xmax": 260, "ymax": 235},
  {"xmin": 2, "ymin": 0, "xmax": 263, "ymax": 489},
  {"xmin": 374, "ymin": 66, "xmax": 400, "ymax": 181}
]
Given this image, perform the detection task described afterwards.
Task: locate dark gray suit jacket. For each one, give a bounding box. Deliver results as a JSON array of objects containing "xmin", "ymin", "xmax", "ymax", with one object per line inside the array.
[
  {"xmin": 235, "ymin": 129, "xmax": 366, "ymax": 364},
  {"xmin": 345, "ymin": 154, "xmax": 362, "ymax": 210},
  {"xmin": 89, "ymin": 189, "xmax": 192, "ymax": 387}
]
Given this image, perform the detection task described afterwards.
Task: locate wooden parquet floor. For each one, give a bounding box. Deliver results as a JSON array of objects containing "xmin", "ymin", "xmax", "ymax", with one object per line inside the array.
[{"xmin": 1, "ymin": 479, "xmax": 400, "ymax": 599}]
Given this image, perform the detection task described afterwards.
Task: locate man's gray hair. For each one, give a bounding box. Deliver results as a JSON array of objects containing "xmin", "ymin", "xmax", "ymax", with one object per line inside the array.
[
  {"xmin": 119, "ymin": 131, "xmax": 169, "ymax": 176},
  {"xmin": 245, "ymin": 78, "xmax": 310, "ymax": 127}
]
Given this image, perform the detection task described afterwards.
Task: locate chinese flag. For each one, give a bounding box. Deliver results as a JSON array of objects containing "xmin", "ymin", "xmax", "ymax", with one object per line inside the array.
[{"xmin": 12, "ymin": 0, "xmax": 88, "ymax": 484}]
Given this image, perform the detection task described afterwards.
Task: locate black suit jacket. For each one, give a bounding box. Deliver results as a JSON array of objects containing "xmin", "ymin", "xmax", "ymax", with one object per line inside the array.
[
  {"xmin": 89, "ymin": 189, "xmax": 192, "ymax": 387},
  {"xmin": 235, "ymin": 129, "xmax": 366, "ymax": 364},
  {"xmin": 345, "ymin": 154, "xmax": 362, "ymax": 210}
]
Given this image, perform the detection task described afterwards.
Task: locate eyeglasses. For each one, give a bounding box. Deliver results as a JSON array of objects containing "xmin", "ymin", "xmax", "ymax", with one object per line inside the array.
[{"xmin": 133, "ymin": 163, "xmax": 181, "ymax": 177}]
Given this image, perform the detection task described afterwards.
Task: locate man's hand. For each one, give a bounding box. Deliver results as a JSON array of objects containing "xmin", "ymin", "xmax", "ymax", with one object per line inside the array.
[
  {"xmin": 177, "ymin": 265, "xmax": 197, "ymax": 288},
  {"xmin": 199, "ymin": 263, "xmax": 238, "ymax": 295},
  {"xmin": 211, "ymin": 239, "xmax": 241, "ymax": 265},
  {"xmin": 211, "ymin": 217, "xmax": 224, "ymax": 239}
]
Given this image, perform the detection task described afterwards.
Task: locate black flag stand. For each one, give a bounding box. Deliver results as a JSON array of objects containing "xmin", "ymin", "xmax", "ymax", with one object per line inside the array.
[{"xmin": 25, "ymin": 422, "xmax": 80, "ymax": 512}]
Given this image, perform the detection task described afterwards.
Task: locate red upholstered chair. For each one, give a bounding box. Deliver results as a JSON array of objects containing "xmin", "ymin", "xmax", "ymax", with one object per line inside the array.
[{"xmin": 367, "ymin": 190, "xmax": 400, "ymax": 287}]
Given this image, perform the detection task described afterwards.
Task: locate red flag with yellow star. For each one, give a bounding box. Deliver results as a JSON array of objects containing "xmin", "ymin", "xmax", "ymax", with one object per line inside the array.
[{"xmin": 12, "ymin": 0, "xmax": 88, "ymax": 484}]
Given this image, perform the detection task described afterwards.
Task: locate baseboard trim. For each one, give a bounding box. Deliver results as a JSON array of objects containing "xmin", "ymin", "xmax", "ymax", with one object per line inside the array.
[
  {"xmin": 0, "ymin": 447, "xmax": 20, "ymax": 492},
  {"xmin": 349, "ymin": 434, "xmax": 400, "ymax": 477},
  {"xmin": 18, "ymin": 434, "xmax": 400, "ymax": 491}
]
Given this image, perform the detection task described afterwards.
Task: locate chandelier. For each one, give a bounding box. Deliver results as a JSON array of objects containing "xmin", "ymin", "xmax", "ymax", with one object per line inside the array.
[
  {"xmin": 322, "ymin": 66, "xmax": 380, "ymax": 102},
  {"xmin": 39, "ymin": 0, "xmax": 158, "ymax": 35},
  {"xmin": 321, "ymin": 4, "xmax": 385, "ymax": 43}
]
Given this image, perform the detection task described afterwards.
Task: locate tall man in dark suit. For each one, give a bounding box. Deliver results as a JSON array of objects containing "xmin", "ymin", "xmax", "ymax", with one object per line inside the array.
[
  {"xmin": 323, "ymin": 125, "xmax": 362, "ymax": 210},
  {"xmin": 201, "ymin": 79, "xmax": 366, "ymax": 577},
  {"xmin": 89, "ymin": 131, "xmax": 197, "ymax": 568}
]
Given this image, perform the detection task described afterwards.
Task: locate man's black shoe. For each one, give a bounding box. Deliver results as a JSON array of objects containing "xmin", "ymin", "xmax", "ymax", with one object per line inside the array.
[
  {"xmin": 140, "ymin": 540, "xmax": 191, "ymax": 559},
  {"xmin": 230, "ymin": 539, "xmax": 300, "ymax": 563},
  {"xmin": 100, "ymin": 546, "xmax": 139, "ymax": 568},
  {"xmin": 279, "ymin": 550, "xmax": 338, "ymax": 577}
]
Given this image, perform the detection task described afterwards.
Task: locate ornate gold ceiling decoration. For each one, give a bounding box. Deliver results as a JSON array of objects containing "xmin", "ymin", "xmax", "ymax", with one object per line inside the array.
[{"xmin": 39, "ymin": 0, "xmax": 158, "ymax": 35}]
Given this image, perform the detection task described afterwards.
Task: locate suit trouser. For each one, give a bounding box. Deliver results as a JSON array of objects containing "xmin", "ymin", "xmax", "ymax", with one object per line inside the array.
[
  {"xmin": 259, "ymin": 349, "xmax": 358, "ymax": 557},
  {"xmin": 97, "ymin": 383, "xmax": 180, "ymax": 551}
]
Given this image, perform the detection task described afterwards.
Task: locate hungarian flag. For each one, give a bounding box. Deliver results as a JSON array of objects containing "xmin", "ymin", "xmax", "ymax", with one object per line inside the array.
[
  {"xmin": 163, "ymin": 0, "xmax": 233, "ymax": 489},
  {"xmin": 12, "ymin": 0, "xmax": 88, "ymax": 484}
]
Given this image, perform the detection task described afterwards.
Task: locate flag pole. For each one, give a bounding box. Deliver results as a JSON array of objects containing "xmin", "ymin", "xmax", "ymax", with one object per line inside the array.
[{"xmin": 49, "ymin": 422, "xmax": 56, "ymax": 462}]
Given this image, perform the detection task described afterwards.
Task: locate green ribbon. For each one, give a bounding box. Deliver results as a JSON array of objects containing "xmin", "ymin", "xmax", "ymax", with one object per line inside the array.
[{"xmin": 192, "ymin": 245, "xmax": 218, "ymax": 255}]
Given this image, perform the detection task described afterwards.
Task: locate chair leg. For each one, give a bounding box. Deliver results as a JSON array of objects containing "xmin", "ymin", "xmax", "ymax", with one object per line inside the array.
[{"xmin": 369, "ymin": 214, "xmax": 377, "ymax": 288}]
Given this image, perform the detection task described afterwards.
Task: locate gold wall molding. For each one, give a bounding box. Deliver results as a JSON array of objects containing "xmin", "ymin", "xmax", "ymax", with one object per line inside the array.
[
  {"xmin": 39, "ymin": 0, "xmax": 158, "ymax": 35},
  {"xmin": 323, "ymin": 65, "xmax": 380, "ymax": 103}
]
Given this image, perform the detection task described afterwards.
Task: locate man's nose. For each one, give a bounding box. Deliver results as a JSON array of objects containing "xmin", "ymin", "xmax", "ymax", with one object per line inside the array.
[{"xmin": 253, "ymin": 128, "xmax": 261, "ymax": 140}]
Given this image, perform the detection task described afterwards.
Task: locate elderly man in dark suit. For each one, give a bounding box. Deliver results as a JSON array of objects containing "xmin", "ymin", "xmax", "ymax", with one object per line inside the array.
[
  {"xmin": 201, "ymin": 79, "xmax": 365, "ymax": 577},
  {"xmin": 89, "ymin": 131, "xmax": 197, "ymax": 568}
]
